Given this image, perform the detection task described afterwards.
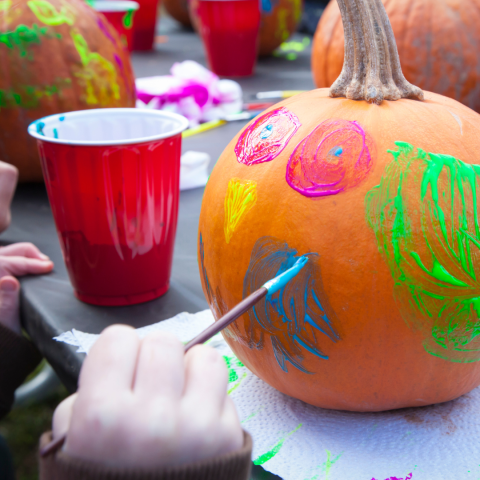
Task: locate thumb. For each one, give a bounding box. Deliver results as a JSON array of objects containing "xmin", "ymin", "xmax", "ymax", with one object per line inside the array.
[
  {"xmin": 0, "ymin": 276, "xmax": 20, "ymax": 335},
  {"xmin": 53, "ymin": 394, "xmax": 78, "ymax": 441}
]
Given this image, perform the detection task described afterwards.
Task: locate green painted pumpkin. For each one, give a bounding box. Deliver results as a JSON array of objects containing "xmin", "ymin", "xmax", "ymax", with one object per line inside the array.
[{"xmin": 0, "ymin": 0, "xmax": 136, "ymax": 181}]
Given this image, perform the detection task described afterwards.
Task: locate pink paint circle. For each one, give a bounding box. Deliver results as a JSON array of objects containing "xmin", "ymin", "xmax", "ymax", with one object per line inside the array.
[
  {"xmin": 286, "ymin": 119, "xmax": 375, "ymax": 197},
  {"xmin": 235, "ymin": 107, "xmax": 301, "ymax": 166}
]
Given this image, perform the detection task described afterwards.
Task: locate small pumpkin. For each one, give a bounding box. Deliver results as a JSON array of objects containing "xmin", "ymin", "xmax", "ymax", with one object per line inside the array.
[
  {"xmin": 163, "ymin": 0, "xmax": 191, "ymax": 28},
  {"xmin": 199, "ymin": 0, "xmax": 480, "ymax": 411},
  {"xmin": 188, "ymin": 0, "xmax": 303, "ymax": 57},
  {"xmin": 312, "ymin": 0, "xmax": 480, "ymax": 112},
  {"xmin": 0, "ymin": 0, "xmax": 136, "ymax": 182}
]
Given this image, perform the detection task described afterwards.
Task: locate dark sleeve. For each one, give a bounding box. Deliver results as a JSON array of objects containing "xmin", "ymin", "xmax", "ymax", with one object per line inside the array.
[
  {"xmin": 0, "ymin": 323, "xmax": 42, "ymax": 420},
  {"xmin": 39, "ymin": 431, "xmax": 253, "ymax": 480}
]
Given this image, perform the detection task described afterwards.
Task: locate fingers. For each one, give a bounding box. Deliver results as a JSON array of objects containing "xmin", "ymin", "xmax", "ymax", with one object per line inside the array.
[
  {"xmin": 217, "ymin": 397, "xmax": 244, "ymax": 455},
  {"xmin": 0, "ymin": 276, "xmax": 21, "ymax": 334},
  {"xmin": 53, "ymin": 394, "xmax": 78, "ymax": 440},
  {"xmin": 182, "ymin": 345, "xmax": 229, "ymax": 415},
  {"xmin": 0, "ymin": 255, "xmax": 53, "ymax": 278},
  {"xmin": 133, "ymin": 331, "xmax": 185, "ymax": 401},
  {"xmin": 0, "ymin": 162, "xmax": 17, "ymax": 233},
  {"xmin": 0, "ymin": 242, "xmax": 50, "ymax": 260},
  {"xmin": 78, "ymin": 325, "xmax": 140, "ymax": 397}
]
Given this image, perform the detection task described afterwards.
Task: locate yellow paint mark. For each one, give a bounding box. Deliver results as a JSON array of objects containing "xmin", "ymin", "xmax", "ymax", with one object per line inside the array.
[
  {"xmin": 27, "ymin": 0, "xmax": 75, "ymax": 25},
  {"xmin": 71, "ymin": 29, "xmax": 120, "ymax": 105},
  {"xmin": 224, "ymin": 178, "xmax": 257, "ymax": 244}
]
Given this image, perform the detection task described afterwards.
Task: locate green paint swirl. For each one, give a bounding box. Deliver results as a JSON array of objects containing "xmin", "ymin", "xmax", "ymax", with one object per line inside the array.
[
  {"xmin": 0, "ymin": 23, "xmax": 49, "ymax": 58},
  {"xmin": 366, "ymin": 142, "xmax": 480, "ymax": 362}
]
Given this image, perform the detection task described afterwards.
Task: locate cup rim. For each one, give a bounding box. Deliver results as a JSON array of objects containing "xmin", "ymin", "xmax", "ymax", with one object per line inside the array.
[
  {"xmin": 93, "ymin": 1, "xmax": 139, "ymax": 11},
  {"xmin": 28, "ymin": 108, "xmax": 190, "ymax": 146}
]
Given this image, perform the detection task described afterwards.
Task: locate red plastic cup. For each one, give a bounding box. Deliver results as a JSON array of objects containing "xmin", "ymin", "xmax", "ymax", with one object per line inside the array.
[
  {"xmin": 197, "ymin": 0, "xmax": 261, "ymax": 77},
  {"xmin": 132, "ymin": 0, "xmax": 161, "ymax": 51},
  {"xmin": 93, "ymin": 1, "xmax": 139, "ymax": 51},
  {"xmin": 28, "ymin": 109, "xmax": 189, "ymax": 306}
]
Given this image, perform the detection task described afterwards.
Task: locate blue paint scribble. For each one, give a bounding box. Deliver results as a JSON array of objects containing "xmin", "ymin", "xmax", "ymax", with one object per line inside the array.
[
  {"xmin": 261, "ymin": 0, "xmax": 277, "ymax": 13},
  {"xmin": 199, "ymin": 234, "xmax": 228, "ymax": 319},
  {"xmin": 240, "ymin": 236, "xmax": 340, "ymax": 374}
]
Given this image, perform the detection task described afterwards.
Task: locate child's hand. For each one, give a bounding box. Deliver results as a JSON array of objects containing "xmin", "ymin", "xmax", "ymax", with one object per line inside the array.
[
  {"xmin": 0, "ymin": 243, "xmax": 53, "ymax": 334},
  {"xmin": 53, "ymin": 326, "xmax": 244, "ymax": 468},
  {"xmin": 0, "ymin": 243, "xmax": 53, "ymax": 278},
  {"xmin": 0, "ymin": 161, "xmax": 18, "ymax": 234}
]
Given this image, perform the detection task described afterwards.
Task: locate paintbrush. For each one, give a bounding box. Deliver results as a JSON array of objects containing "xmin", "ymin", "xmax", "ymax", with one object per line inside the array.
[{"xmin": 40, "ymin": 256, "xmax": 308, "ymax": 458}]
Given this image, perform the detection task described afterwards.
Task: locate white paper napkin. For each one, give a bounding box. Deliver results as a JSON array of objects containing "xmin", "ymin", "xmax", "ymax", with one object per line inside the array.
[{"xmin": 54, "ymin": 310, "xmax": 480, "ymax": 480}]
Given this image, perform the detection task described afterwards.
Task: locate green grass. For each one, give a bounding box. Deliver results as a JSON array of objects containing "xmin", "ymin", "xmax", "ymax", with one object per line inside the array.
[{"xmin": 0, "ymin": 366, "xmax": 69, "ymax": 480}]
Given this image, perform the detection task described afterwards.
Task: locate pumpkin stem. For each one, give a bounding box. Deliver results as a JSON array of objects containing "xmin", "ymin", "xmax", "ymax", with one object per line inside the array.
[{"xmin": 331, "ymin": 0, "xmax": 424, "ymax": 104}]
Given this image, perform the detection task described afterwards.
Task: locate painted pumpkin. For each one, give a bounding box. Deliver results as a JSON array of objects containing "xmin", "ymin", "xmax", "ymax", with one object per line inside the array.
[
  {"xmin": 312, "ymin": 0, "xmax": 480, "ymax": 113},
  {"xmin": 198, "ymin": 0, "xmax": 480, "ymax": 411},
  {"xmin": 164, "ymin": 0, "xmax": 191, "ymax": 28},
  {"xmin": 188, "ymin": 0, "xmax": 303, "ymax": 57},
  {"xmin": 0, "ymin": 0, "xmax": 136, "ymax": 182}
]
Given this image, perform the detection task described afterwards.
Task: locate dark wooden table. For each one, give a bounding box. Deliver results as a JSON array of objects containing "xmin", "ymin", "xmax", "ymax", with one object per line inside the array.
[{"xmin": 0, "ymin": 16, "xmax": 315, "ymax": 480}]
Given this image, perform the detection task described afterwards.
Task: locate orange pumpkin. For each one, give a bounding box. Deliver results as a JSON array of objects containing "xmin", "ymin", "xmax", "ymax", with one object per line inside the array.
[
  {"xmin": 198, "ymin": 0, "xmax": 480, "ymax": 411},
  {"xmin": 164, "ymin": 0, "xmax": 191, "ymax": 28},
  {"xmin": 258, "ymin": 0, "xmax": 303, "ymax": 56},
  {"xmin": 188, "ymin": 0, "xmax": 303, "ymax": 57},
  {"xmin": 0, "ymin": 0, "xmax": 136, "ymax": 182},
  {"xmin": 312, "ymin": 0, "xmax": 480, "ymax": 112}
]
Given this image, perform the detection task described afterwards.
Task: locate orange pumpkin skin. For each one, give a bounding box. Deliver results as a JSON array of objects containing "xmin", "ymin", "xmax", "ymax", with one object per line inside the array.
[
  {"xmin": 312, "ymin": 0, "xmax": 480, "ymax": 112},
  {"xmin": 188, "ymin": 0, "xmax": 303, "ymax": 56},
  {"xmin": 0, "ymin": 0, "xmax": 136, "ymax": 182},
  {"xmin": 164, "ymin": 0, "xmax": 191, "ymax": 28},
  {"xmin": 258, "ymin": 0, "xmax": 303, "ymax": 56},
  {"xmin": 198, "ymin": 89, "xmax": 480, "ymax": 412}
]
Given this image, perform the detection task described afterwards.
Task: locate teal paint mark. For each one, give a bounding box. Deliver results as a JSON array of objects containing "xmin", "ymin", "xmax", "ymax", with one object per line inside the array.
[
  {"xmin": 366, "ymin": 141, "xmax": 480, "ymax": 362},
  {"xmin": 53, "ymin": 128, "xmax": 58, "ymax": 139},
  {"xmin": 260, "ymin": 124, "xmax": 273, "ymax": 139},
  {"xmin": 36, "ymin": 121, "xmax": 45, "ymax": 136},
  {"xmin": 59, "ymin": 116, "xmax": 65, "ymax": 121},
  {"xmin": 253, "ymin": 424, "xmax": 302, "ymax": 465},
  {"xmin": 263, "ymin": 255, "xmax": 308, "ymax": 295},
  {"xmin": 0, "ymin": 23, "xmax": 49, "ymax": 58}
]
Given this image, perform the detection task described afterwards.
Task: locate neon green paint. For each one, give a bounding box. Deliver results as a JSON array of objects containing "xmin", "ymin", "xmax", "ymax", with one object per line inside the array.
[
  {"xmin": 240, "ymin": 409, "xmax": 260, "ymax": 425},
  {"xmin": 323, "ymin": 450, "xmax": 342, "ymax": 480},
  {"xmin": 0, "ymin": 24, "xmax": 48, "ymax": 58},
  {"xmin": 71, "ymin": 29, "xmax": 120, "ymax": 104},
  {"xmin": 0, "ymin": 78, "xmax": 71, "ymax": 109},
  {"xmin": 27, "ymin": 0, "xmax": 74, "ymax": 26},
  {"xmin": 366, "ymin": 141, "xmax": 480, "ymax": 362},
  {"xmin": 253, "ymin": 424, "xmax": 302, "ymax": 465},
  {"xmin": 123, "ymin": 9, "xmax": 134, "ymax": 29},
  {"xmin": 227, "ymin": 373, "xmax": 247, "ymax": 394}
]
